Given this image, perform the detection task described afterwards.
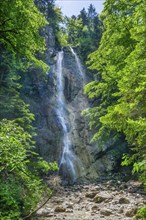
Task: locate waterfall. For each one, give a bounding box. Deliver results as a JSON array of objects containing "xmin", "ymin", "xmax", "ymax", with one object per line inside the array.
[
  {"xmin": 70, "ymin": 47, "xmax": 87, "ymax": 86},
  {"xmin": 56, "ymin": 51, "xmax": 76, "ymax": 181}
]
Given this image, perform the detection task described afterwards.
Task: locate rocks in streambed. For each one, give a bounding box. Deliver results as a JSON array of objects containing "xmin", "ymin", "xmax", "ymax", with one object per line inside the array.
[
  {"xmin": 93, "ymin": 193, "xmax": 113, "ymax": 203},
  {"xmin": 125, "ymin": 207, "xmax": 137, "ymax": 217},
  {"xmin": 85, "ymin": 192, "xmax": 97, "ymax": 199},
  {"xmin": 119, "ymin": 197, "xmax": 130, "ymax": 204},
  {"xmin": 100, "ymin": 208, "xmax": 112, "ymax": 216},
  {"xmin": 33, "ymin": 180, "xmax": 145, "ymax": 220},
  {"xmin": 93, "ymin": 195, "xmax": 107, "ymax": 203},
  {"xmin": 54, "ymin": 206, "xmax": 66, "ymax": 212},
  {"xmin": 36, "ymin": 207, "xmax": 54, "ymax": 217},
  {"xmin": 66, "ymin": 203, "xmax": 74, "ymax": 209},
  {"xmin": 91, "ymin": 205, "xmax": 99, "ymax": 211}
]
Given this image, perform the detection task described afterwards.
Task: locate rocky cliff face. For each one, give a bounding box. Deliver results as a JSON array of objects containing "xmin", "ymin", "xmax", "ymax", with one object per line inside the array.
[{"xmin": 21, "ymin": 27, "xmax": 127, "ymax": 182}]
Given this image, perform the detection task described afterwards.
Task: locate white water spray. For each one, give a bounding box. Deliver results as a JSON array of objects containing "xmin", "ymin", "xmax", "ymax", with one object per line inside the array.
[
  {"xmin": 70, "ymin": 47, "xmax": 87, "ymax": 86},
  {"xmin": 56, "ymin": 51, "xmax": 76, "ymax": 181}
]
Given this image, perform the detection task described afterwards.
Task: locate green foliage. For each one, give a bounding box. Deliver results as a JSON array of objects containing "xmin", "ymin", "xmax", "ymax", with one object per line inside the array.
[
  {"xmin": 0, "ymin": 177, "xmax": 22, "ymax": 219},
  {"xmin": 64, "ymin": 4, "xmax": 102, "ymax": 61},
  {"xmin": 66, "ymin": 17, "xmax": 83, "ymax": 46},
  {"xmin": 57, "ymin": 28, "xmax": 68, "ymax": 47},
  {"xmin": 0, "ymin": 119, "xmax": 33, "ymax": 172},
  {"xmin": 0, "ymin": 52, "xmax": 35, "ymax": 132},
  {"xmin": 136, "ymin": 206, "xmax": 146, "ymax": 220},
  {"xmin": 0, "ymin": 0, "xmax": 48, "ymax": 71},
  {"xmin": 31, "ymin": 159, "xmax": 58, "ymax": 175},
  {"xmin": 35, "ymin": 0, "xmax": 63, "ymax": 47},
  {"xmin": 84, "ymin": 0, "xmax": 146, "ymax": 187},
  {"xmin": 0, "ymin": 119, "xmax": 58, "ymax": 219},
  {"xmin": 0, "ymin": 0, "xmax": 59, "ymax": 219}
]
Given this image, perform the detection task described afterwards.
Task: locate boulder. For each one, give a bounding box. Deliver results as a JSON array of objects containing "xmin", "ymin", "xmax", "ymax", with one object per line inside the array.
[
  {"xmin": 54, "ymin": 206, "xmax": 66, "ymax": 212},
  {"xmin": 93, "ymin": 195, "xmax": 106, "ymax": 203},
  {"xmin": 85, "ymin": 192, "xmax": 97, "ymax": 199},
  {"xmin": 119, "ymin": 197, "xmax": 130, "ymax": 204},
  {"xmin": 100, "ymin": 208, "xmax": 112, "ymax": 216}
]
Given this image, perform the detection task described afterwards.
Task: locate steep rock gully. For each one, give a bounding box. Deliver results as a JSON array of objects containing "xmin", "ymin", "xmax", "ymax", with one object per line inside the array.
[{"xmin": 32, "ymin": 177, "xmax": 145, "ymax": 220}]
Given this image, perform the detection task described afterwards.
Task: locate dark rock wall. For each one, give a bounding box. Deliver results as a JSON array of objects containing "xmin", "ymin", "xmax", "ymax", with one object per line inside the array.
[{"xmin": 20, "ymin": 27, "xmax": 127, "ymax": 181}]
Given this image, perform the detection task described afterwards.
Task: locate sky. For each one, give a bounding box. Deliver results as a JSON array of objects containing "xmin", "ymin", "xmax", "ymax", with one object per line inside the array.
[{"xmin": 55, "ymin": 0, "xmax": 105, "ymax": 17}]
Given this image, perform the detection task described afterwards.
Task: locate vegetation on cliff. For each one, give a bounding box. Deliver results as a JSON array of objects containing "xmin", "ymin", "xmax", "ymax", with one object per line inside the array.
[
  {"xmin": 83, "ymin": 0, "xmax": 146, "ymax": 217},
  {"xmin": 0, "ymin": 0, "xmax": 58, "ymax": 219}
]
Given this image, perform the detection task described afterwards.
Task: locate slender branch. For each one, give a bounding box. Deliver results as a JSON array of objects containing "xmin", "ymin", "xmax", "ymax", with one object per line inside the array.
[
  {"xmin": 24, "ymin": 190, "xmax": 54, "ymax": 220},
  {"xmin": 24, "ymin": 178, "xmax": 60, "ymax": 220}
]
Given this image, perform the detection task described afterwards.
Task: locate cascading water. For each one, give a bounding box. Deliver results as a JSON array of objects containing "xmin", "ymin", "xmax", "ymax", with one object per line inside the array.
[
  {"xmin": 70, "ymin": 47, "xmax": 87, "ymax": 86},
  {"xmin": 56, "ymin": 51, "xmax": 77, "ymax": 181},
  {"xmin": 69, "ymin": 46, "xmax": 88, "ymax": 114}
]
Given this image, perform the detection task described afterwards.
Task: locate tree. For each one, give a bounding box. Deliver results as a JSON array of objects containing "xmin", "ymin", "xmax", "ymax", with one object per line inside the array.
[
  {"xmin": 64, "ymin": 6, "xmax": 102, "ymax": 61},
  {"xmin": 0, "ymin": 0, "xmax": 48, "ymax": 71},
  {"xmin": 88, "ymin": 4, "xmax": 97, "ymax": 31},
  {"xmin": 35, "ymin": 0, "xmax": 63, "ymax": 47},
  {"xmin": 66, "ymin": 16, "xmax": 83, "ymax": 45},
  {"xmin": 84, "ymin": 0, "xmax": 146, "ymax": 192},
  {"xmin": 0, "ymin": 119, "xmax": 58, "ymax": 219},
  {"xmin": 78, "ymin": 8, "xmax": 88, "ymax": 26},
  {"xmin": 0, "ymin": 1, "xmax": 58, "ymax": 218}
]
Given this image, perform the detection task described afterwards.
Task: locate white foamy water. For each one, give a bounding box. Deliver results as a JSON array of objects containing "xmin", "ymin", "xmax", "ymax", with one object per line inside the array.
[
  {"xmin": 70, "ymin": 47, "xmax": 87, "ymax": 86},
  {"xmin": 56, "ymin": 51, "xmax": 76, "ymax": 180}
]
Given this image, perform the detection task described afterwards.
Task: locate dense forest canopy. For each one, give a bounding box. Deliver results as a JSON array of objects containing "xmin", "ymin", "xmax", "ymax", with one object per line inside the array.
[{"xmin": 0, "ymin": 0, "xmax": 146, "ymax": 219}]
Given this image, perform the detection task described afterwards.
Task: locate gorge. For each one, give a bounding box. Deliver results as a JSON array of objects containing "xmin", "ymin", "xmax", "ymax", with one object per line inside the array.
[
  {"xmin": 1, "ymin": 1, "xmax": 145, "ymax": 219},
  {"xmin": 21, "ymin": 44, "xmax": 126, "ymax": 183}
]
